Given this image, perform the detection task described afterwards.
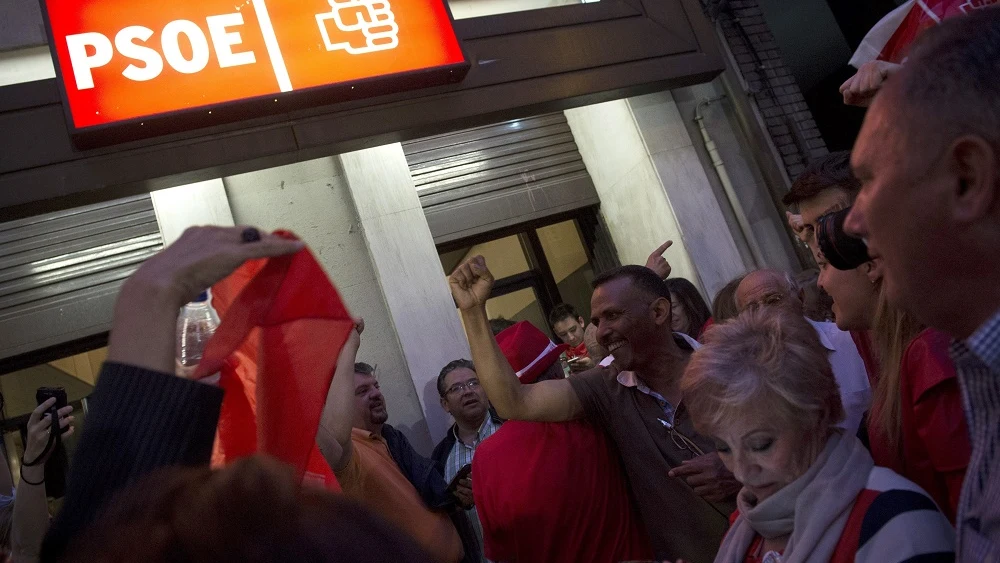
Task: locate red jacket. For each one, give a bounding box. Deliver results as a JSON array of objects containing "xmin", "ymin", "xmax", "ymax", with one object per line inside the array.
[
  {"xmin": 850, "ymin": 330, "xmax": 880, "ymax": 382},
  {"xmin": 867, "ymin": 328, "xmax": 970, "ymax": 521}
]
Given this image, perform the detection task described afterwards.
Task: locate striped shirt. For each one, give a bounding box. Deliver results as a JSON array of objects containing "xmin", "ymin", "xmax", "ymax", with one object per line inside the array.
[
  {"xmin": 444, "ymin": 415, "xmax": 501, "ymax": 562},
  {"xmin": 951, "ymin": 309, "xmax": 1000, "ymax": 562},
  {"xmin": 732, "ymin": 465, "xmax": 955, "ymax": 563},
  {"xmin": 839, "ymin": 467, "xmax": 955, "ymax": 562}
]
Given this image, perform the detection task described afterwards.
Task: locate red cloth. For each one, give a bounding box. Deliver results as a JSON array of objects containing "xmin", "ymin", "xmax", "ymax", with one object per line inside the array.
[
  {"xmin": 867, "ymin": 328, "xmax": 970, "ymax": 522},
  {"xmin": 699, "ymin": 317, "xmax": 715, "ymax": 340},
  {"xmin": 194, "ymin": 232, "xmax": 354, "ymax": 491},
  {"xmin": 850, "ymin": 329, "xmax": 880, "ymax": 384},
  {"xmin": 566, "ymin": 341, "xmax": 588, "ymax": 360},
  {"xmin": 472, "ymin": 420, "xmax": 652, "ymax": 563},
  {"xmin": 850, "ymin": 0, "xmax": 998, "ymax": 67}
]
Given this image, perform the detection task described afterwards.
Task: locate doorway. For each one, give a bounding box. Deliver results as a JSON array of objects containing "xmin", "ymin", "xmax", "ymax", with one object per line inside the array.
[{"xmin": 438, "ymin": 210, "xmax": 615, "ymax": 338}]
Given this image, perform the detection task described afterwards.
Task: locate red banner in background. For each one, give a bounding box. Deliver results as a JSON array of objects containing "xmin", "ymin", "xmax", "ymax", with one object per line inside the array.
[{"xmin": 194, "ymin": 231, "xmax": 354, "ymax": 492}]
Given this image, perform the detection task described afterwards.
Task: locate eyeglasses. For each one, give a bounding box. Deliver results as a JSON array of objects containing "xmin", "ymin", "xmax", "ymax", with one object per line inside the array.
[
  {"xmin": 658, "ymin": 418, "xmax": 705, "ymax": 457},
  {"xmin": 747, "ymin": 293, "xmax": 784, "ymax": 311},
  {"xmin": 444, "ymin": 379, "xmax": 481, "ymax": 397}
]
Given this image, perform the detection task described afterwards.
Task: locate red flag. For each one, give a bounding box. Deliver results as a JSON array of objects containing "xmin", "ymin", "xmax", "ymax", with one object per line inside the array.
[
  {"xmin": 850, "ymin": 0, "xmax": 998, "ymax": 68},
  {"xmin": 193, "ymin": 231, "xmax": 353, "ymax": 491}
]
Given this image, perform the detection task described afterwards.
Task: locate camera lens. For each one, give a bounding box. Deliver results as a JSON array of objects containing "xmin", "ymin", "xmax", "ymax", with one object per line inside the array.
[{"xmin": 816, "ymin": 207, "xmax": 870, "ymax": 270}]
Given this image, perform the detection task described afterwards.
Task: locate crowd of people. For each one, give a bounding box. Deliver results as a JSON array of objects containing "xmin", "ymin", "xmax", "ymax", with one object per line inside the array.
[{"xmin": 2, "ymin": 7, "xmax": 999, "ymax": 563}]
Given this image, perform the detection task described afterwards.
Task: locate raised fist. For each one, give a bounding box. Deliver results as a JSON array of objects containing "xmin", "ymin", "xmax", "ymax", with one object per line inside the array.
[
  {"xmin": 449, "ymin": 256, "xmax": 494, "ymax": 311},
  {"xmin": 840, "ymin": 60, "xmax": 901, "ymax": 107}
]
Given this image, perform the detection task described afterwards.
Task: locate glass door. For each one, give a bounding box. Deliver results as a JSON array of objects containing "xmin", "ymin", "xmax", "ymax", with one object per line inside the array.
[{"xmin": 438, "ymin": 210, "xmax": 610, "ymax": 338}]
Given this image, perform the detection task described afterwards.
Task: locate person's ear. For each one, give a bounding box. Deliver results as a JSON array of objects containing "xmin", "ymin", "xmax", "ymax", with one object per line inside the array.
[
  {"xmin": 440, "ymin": 395, "xmax": 450, "ymax": 413},
  {"xmin": 949, "ymin": 135, "xmax": 998, "ymax": 224},
  {"xmin": 863, "ymin": 259, "xmax": 882, "ymax": 284},
  {"xmin": 651, "ymin": 297, "xmax": 671, "ymax": 326}
]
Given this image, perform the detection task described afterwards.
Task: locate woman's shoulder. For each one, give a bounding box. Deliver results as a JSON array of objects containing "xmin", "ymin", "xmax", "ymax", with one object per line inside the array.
[
  {"xmin": 850, "ymin": 467, "xmax": 955, "ymax": 562},
  {"xmin": 901, "ymin": 328, "xmax": 959, "ymax": 396}
]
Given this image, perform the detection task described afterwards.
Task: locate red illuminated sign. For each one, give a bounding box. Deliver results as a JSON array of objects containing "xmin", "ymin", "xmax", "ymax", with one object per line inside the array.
[{"xmin": 42, "ymin": 0, "xmax": 467, "ymax": 136}]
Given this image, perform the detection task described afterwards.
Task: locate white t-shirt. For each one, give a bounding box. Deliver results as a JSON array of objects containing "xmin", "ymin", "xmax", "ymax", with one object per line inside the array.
[{"xmin": 807, "ymin": 318, "xmax": 873, "ymax": 435}]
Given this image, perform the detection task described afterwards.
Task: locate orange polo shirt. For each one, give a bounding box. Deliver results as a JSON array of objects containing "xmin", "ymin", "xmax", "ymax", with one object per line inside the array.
[{"xmin": 336, "ymin": 428, "xmax": 463, "ymax": 563}]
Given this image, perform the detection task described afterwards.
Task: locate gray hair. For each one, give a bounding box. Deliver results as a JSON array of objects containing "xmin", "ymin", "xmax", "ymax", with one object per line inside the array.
[
  {"xmin": 783, "ymin": 272, "xmax": 800, "ymax": 296},
  {"xmin": 893, "ymin": 8, "xmax": 1000, "ymax": 156},
  {"xmin": 437, "ymin": 359, "xmax": 476, "ymax": 396},
  {"xmin": 681, "ymin": 307, "xmax": 845, "ymax": 435}
]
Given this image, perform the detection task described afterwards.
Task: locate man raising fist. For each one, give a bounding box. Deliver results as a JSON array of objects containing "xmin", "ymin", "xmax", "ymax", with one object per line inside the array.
[{"xmin": 449, "ymin": 256, "xmax": 738, "ymax": 563}]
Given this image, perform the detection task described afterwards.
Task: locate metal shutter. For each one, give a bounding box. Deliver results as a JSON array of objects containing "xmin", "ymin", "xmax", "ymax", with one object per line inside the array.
[
  {"xmin": 404, "ymin": 113, "xmax": 600, "ymax": 244},
  {"xmin": 0, "ymin": 195, "xmax": 163, "ymax": 362}
]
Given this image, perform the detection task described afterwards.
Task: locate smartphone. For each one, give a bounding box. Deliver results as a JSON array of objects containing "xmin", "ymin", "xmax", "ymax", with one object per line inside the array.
[
  {"xmin": 36, "ymin": 386, "xmax": 70, "ymax": 434},
  {"xmin": 447, "ymin": 463, "xmax": 473, "ymax": 492}
]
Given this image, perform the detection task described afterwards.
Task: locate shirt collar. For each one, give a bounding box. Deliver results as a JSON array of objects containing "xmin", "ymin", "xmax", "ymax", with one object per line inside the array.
[
  {"xmin": 353, "ymin": 427, "xmax": 384, "ymax": 442},
  {"xmin": 966, "ymin": 308, "xmax": 1000, "ymax": 369},
  {"xmin": 805, "ymin": 318, "xmax": 838, "ymax": 352},
  {"xmin": 451, "ymin": 414, "xmax": 494, "ymax": 445},
  {"xmin": 615, "ymin": 332, "xmax": 701, "ymax": 390}
]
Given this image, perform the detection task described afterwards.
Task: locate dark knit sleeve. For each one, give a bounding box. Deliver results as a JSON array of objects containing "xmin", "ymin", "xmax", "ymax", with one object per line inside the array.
[{"xmin": 41, "ymin": 362, "xmax": 223, "ymax": 562}]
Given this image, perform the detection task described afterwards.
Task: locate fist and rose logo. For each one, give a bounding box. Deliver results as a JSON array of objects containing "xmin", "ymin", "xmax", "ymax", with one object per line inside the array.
[{"xmin": 316, "ymin": 0, "xmax": 399, "ymax": 55}]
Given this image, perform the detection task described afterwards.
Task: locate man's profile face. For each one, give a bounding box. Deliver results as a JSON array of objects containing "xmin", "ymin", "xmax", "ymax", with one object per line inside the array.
[
  {"xmin": 353, "ymin": 372, "xmax": 388, "ymax": 431},
  {"xmin": 591, "ymin": 278, "xmax": 664, "ymax": 370},
  {"xmin": 439, "ymin": 367, "xmax": 488, "ymax": 424},
  {"xmin": 553, "ymin": 316, "xmax": 586, "ymax": 348},
  {"xmin": 846, "ymin": 88, "xmax": 953, "ymax": 317}
]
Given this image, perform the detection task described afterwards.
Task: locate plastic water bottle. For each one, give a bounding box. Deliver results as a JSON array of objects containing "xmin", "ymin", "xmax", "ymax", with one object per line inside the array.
[{"xmin": 176, "ymin": 291, "xmax": 220, "ymax": 378}]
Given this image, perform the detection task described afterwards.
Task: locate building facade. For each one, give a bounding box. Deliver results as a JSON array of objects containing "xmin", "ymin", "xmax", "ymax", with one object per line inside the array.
[{"xmin": 0, "ymin": 0, "xmax": 837, "ymax": 457}]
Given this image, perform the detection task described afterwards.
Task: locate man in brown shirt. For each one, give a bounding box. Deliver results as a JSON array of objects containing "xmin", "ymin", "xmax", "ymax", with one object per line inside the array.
[
  {"xmin": 318, "ymin": 321, "xmax": 464, "ymax": 563},
  {"xmin": 449, "ymin": 257, "xmax": 738, "ymax": 563}
]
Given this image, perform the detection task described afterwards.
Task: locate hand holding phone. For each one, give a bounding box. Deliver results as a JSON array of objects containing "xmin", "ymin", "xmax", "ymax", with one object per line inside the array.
[
  {"xmin": 448, "ymin": 464, "xmax": 474, "ymax": 509},
  {"xmin": 36, "ymin": 387, "xmax": 70, "ymax": 435},
  {"xmin": 447, "ymin": 463, "xmax": 472, "ymax": 492}
]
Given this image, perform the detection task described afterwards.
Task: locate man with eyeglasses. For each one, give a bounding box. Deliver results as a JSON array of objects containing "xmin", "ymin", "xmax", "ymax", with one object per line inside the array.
[
  {"xmin": 735, "ymin": 269, "xmax": 871, "ymax": 435},
  {"xmin": 318, "ymin": 322, "xmax": 482, "ymax": 563},
  {"xmin": 431, "ymin": 360, "xmax": 503, "ymax": 562}
]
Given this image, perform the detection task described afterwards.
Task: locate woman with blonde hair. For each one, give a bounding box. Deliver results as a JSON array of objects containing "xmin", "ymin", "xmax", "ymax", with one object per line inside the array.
[
  {"xmin": 682, "ymin": 308, "xmax": 954, "ymax": 563},
  {"xmin": 816, "ymin": 254, "xmax": 968, "ymax": 521}
]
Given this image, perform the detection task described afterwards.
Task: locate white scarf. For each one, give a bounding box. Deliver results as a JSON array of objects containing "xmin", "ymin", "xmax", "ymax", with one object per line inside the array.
[{"xmin": 715, "ymin": 430, "xmax": 874, "ymax": 563}]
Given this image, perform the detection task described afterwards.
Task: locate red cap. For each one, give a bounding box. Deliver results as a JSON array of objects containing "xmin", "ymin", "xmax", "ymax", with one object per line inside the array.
[{"xmin": 496, "ymin": 321, "xmax": 569, "ymax": 384}]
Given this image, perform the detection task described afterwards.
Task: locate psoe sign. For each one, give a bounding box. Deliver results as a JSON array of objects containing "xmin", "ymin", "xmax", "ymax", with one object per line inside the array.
[{"xmin": 42, "ymin": 0, "xmax": 467, "ymax": 138}]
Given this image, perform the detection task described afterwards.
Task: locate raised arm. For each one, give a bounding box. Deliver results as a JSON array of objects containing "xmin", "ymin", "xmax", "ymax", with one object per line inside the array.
[
  {"xmin": 12, "ymin": 400, "xmax": 74, "ymax": 563},
  {"xmin": 645, "ymin": 240, "xmax": 674, "ymax": 280},
  {"xmin": 450, "ymin": 257, "xmax": 583, "ymax": 422},
  {"xmin": 318, "ymin": 320, "xmax": 363, "ymax": 472}
]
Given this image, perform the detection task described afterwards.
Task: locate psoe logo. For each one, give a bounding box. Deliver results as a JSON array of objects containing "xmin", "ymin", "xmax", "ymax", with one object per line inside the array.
[{"xmin": 316, "ymin": 0, "xmax": 399, "ymax": 55}]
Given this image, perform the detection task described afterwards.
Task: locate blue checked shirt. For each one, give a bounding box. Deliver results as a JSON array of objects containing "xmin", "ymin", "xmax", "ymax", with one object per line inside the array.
[
  {"xmin": 951, "ymin": 308, "xmax": 1000, "ymax": 562},
  {"xmin": 444, "ymin": 415, "xmax": 501, "ymax": 563}
]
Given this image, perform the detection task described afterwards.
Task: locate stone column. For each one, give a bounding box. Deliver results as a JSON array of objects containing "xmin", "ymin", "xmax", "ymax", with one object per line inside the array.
[{"xmin": 340, "ymin": 144, "xmax": 472, "ymax": 445}]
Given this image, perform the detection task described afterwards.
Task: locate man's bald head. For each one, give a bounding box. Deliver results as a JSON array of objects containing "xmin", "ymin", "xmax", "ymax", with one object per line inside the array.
[{"xmin": 735, "ymin": 270, "xmax": 803, "ymax": 314}]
